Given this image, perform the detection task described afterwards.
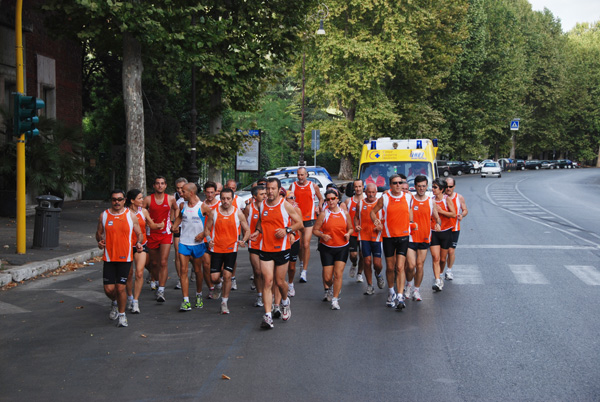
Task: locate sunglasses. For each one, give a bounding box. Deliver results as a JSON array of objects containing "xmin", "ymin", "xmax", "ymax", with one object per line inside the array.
[
  {"xmin": 112, "ymin": 197, "xmax": 125, "ymax": 202},
  {"xmin": 447, "ymin": 185, "xmax": 454, "ymax": 188},
  {"xmin": 326, "ymin": 197, "xmax": 337, "ymax": 201},
  {"xmin": 391, "ymin": 181, "xmax": 403, "ymax": 185},
  {"xmin": 287, "ymin": 197, "xmax": 295, "ymax": 200}
]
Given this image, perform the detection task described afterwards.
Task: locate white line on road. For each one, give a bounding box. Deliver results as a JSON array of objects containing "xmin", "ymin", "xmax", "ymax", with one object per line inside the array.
[
  {"xmin": 451, "ymin": 265, "xmax": 484, "ymax": 285},
  {"xmin": 460, "ymin": 244, "xmax": 598, "ymax": 250},
  {"xmin": 0, "ymin": 300, "xmax": 30, "ymax": 314},
  {"xmin": 564, "ymin": 266, "xmax": 600, "ymax": 286},
  {"xmin": 509, "ymin": 265, "xmax": 549, "ymax": 284}
]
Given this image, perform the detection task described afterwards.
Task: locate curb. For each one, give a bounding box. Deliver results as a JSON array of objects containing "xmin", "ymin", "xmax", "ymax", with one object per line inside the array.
[{"xmin": 3, "ymin": 248, "xmax": 104, "ymax": 284}]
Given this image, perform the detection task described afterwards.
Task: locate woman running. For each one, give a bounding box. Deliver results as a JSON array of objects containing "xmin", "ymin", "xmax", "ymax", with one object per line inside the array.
[{"xmin": 429, "ymin": 178, "xmax": 456, "ymax": 292}]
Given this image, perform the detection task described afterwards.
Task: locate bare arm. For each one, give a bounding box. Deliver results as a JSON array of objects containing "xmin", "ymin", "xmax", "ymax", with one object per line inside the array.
[
  {"xmin": 238, "ymin": 210, "xmax": 251, "ymax": 246},
  {"xmin": 314, "ymin": 183, "xmax": 324, "ymax": 212},
  {"xmin": 353, "ymin": 200, "xmax": 362, "ymax": 233},
  {"xmin": 438, "ymin": 198, "xmax": 456, "ymax": 218},
  {"xmin": 95, "ymin": 213, "xmax": 105, "ymax": 249},
  {"xmin": 458, "ymin": 194, "xmax": 468, "ymax": 220},
  {"xmin": 370, "ymin": 197, "xmax": 384, "ymax": 232},
  {"xmin": 171, "ymin": 203, "xmax": 185, "ymax": 230},
  {"xmin": 344, "ymin": 211, "xmax": 354, "ymax": 240},
  {"xmin": 130, "ymin": 211, "xmax": 143, "ymax": 250},
  {"xmin": 312, "ymin": 212, "xmax": 328, "ymax": 242}
]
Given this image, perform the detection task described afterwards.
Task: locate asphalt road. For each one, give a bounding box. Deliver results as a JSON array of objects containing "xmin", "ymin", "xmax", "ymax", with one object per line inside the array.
[{"xmin": 1, "ymin": 168, "xmax": 599, "ymax": 401}]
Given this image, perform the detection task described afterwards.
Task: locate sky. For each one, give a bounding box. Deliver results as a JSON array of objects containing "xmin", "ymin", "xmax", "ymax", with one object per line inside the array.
[{"xmin": 529, "ymin": 0, "xmax": 600, "ymax": 31}]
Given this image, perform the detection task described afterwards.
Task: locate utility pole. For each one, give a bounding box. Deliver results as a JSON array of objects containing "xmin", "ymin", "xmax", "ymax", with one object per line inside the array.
[{"xmin": 15, "ymin": 0, "xmax": 26, "ymax": 254}]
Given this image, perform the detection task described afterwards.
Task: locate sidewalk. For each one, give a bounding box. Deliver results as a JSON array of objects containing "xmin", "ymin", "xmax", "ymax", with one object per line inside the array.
[{"xmin": 0, "ymin": 200, "xmax": 110, "ymax": 286}]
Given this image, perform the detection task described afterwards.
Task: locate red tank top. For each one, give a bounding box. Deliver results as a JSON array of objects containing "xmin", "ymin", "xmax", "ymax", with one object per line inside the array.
[
  {"xmin": 291, "ymin": 181, "xmax": 317, "ymax": 221},
  {"xmin": 102, "ymin": 209, "xmax": 134, "ymax": 262},
  {"xmin": 259, "ymin": 198, "xmax": 291, "ymax": 252},
  {"xmin": 247, "ymin": 202, "xmax": 262, "ymax": 250},
  {"xmin": 319, "ymin": 209, "xmax": 349, "ymax": 248},
  {"xmin": 211, "ymin": 207, "xmax": 241, "ymax": 253},
  {"xmin": 410, "ymin": 196, "xmax": 433, "ymax": 243},
  {"xmin": 358, "ymin": 199, "xmax": 381, "ymax": 242},
  {"xmin": 347, "ymin": 196, "xmax": 363, "ymax": 238},
  {"xmin": 434, "ymin": 196, "xmax": 454, "ymax": 231},
  {"xmin": 448, "ymin": 192, "xmax": 461, "ymax": 231},
  {"xmin": 382, "ymin": 192, "xmax": 412, "ymax": 238},
  {"xmin": 148, "ymin": 194, "xmax": 171, "ymax": 235}
]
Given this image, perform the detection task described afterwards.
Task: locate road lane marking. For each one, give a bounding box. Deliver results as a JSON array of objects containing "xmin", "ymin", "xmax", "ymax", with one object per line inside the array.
[
  {"xmin": 0, "ymin": 300, "xmax": 30, "ymax": 314},
  {"xmin": 460, "ymin": 244, "xmax": 598, "ymax": 250},
  {"xmin": 509, "ymin": 265, "xmax": 549, "ymax": 284},
  {"xmin": 565, "ymin": 265, "xmax": 600, "ymax": 286},
  {"xmin": 451, "ymin": 265, "xmax": 483, "ymax": 285}
]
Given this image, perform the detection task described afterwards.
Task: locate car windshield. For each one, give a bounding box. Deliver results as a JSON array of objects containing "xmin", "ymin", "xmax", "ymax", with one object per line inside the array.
[
  {"xmin": 359, "ymin": 162, "xmax": 433, "ymax": 192},
  {"xmin": 484, "ymin": 163, "xmax": 496, "ymax": 167},
  {"xmin": 278, "ymin": 176, "xmax": 323, "ymax": 189}
]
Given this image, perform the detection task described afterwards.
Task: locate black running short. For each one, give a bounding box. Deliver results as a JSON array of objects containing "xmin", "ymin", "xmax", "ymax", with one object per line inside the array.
[
  {"xmin": 210, "ymin": 252, "xmax": 237, "ymax": 273},
  {"xmin": 248, "ymin": 248, "xmax": 260, "ymax": 255},
  {"xmin": 259, "ymin": 250, "xmax": 291, "ymax": 267},
  {"xmin": 103, "ymin": 261, "xmax": 132, "ymax": 285},
  {"xmin": 318, "ymin": 243, "xmax": 349, "ymax": 266},
  {"xmin": 430, "ymin": 230, "xmax": 452, "ymax": 250},
  {"xmin": 348, "ymin": 236, "xmax": 359, "ymax": 253},
  {"xmin": 382, "ymin": 236, "xmax": 409, "ymax": 258},
  {"xmin": 408, "ymin": 242, "xmax": 430, "ymax": 251},
  {"xmin": 450, "ymin": 230, "xmax": 460, "ymax": 249},
  {"xmin": 290, "ymin": 240, "xmax": 300, "ymax": 262},
  {"xmin": 303, "ymin": 219, "xmax": 316, "ymax": 228}
]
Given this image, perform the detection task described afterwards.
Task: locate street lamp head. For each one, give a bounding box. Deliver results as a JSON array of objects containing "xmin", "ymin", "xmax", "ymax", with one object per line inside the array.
[{"xmin": 316, "ymin": 19, "xmax": 325, "ymax": 35}]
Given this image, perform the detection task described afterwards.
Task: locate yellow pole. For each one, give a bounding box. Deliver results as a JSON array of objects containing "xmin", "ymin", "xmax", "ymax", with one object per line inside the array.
[{"xmin": 15, "ymin": 0, "xmax": 26, "ymax": 254}]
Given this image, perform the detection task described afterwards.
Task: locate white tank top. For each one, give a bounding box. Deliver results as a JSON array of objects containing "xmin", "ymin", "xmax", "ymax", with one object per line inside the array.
[{"xmin": 180, "ymin": 200, "xmax": 205, "ymax": 246}]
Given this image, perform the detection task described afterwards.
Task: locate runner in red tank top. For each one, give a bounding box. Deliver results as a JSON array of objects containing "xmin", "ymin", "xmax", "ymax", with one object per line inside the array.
[
  {"xmin": 96, "ymin": 189, "xmax": 143, "ymax": 327},
  {"xmin": 313, "ymin": 189, "xmax": 353, "ymax": 310},
  {"xmin": 344, "ymin": 179, "xmax": 366, "ymax": 282},
  {"xmin": 250, "ymin": 177, "xmax": 302, "ymax": 329},
  {"xmin": 143, "ymin": 176, "xmax": 178, "ymax": 303},
  {"xmin": 444, "ymin": 177, "xmax": 469, "ymax": 281},
  {"xmin": 430, "ymin": 178, "xmax": 456, "ymax": 292}
]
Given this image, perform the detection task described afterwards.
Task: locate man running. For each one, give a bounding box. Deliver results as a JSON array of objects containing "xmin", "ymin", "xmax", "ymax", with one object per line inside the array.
[
  {"xmin": 96, "ymin": 189, "xmax": 144, "ymax": 327},
  {"xmin": 204, "ymin": 188, "xmax": 250, "ymax": 314},
  {"xmin": 143, "ymin": 176, "xmax": 178, "ymax": 303},
  {"xmin": 253, "ymin": 177, "xmax": 303, "ymax": 329},
  {"xmin": 173, "ymin": 177, "xmax": 187, "ymax": 290},
  {"xmin": 404, "ymin": 175, "xmax": 441, "ymax": 301},
  {"xmin": 225, "ymin": 179, "xmax": 245, "ymax": 291},
  {"xmin": 202, "ymin": 181, "xmax": 220, "ymax": 298},
  {"xmin": 171, "ymin": 183, "xmax": 208, "ymax": 311},
  {"xmin": 244, "ymin": 185, "xmax": 266, "ymax": 307},
  {"xmin": 289, "ymin": 167, "xmax": 323, "ymax": 283},
  {"xmin": 354, "ymin": 183, "xmax": 385, "ymax": 295},
  {"xmin": 444, "ymin": 177, "xmax": 468, "ymax": 281},
  {"xmin": 345, "ymin": 179, "xmax": 365, "ymax": 282},
  {"xmin": 370, "ymin": 174, "xmax": 414, "ymax": 310}
]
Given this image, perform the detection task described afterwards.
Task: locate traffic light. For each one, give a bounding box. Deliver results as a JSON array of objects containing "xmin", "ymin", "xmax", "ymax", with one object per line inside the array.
[{"xmin": 13, "ymin": 93, "xmax": 45, "ymax": 139}]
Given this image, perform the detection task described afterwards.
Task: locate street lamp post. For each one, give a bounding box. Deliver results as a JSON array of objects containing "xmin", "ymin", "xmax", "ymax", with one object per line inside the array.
[{"xmin": 299, "ymin": 4, "xmax": 328, "ymax": 167}]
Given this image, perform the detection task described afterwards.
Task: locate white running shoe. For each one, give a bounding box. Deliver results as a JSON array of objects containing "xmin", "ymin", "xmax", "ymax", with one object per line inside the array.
[
  {"xmin": 131, "ymin": 301, "xmax": 141, "ymax": 314},
  {"xmin": 261, "ymin": 314, "xmax": 274, "ymax": 329},
  {"xmin": 395, "ymin": 295, "xmax": 406, "ymax": 310},
  {"xmin": 109, "ymin": 304, "xmax": 119, "ymax": 320},
  {"xmin": 220, "ymin": 301, "xmax": 229, "ymax": 314},
  {"xmin": 322, "ymin": 289, "xmax": 329, "ymax": 302},
  {"xmin": 213, "ymin": 283, "xmax": 222, "ymax": 300},
  {"xmin": 272, "ymin": 304, "xmax": 281, "ymax": 319},
  {"xmin": 327, "ymin": 288, "xmax": 334, "ymax": 302},
  {"xmin": 404, "ymin": 286, "xmax": 413, "ymax": 300},
  {"xmin": 445, "ymin": 270, "xmax": 454, "ymax": 281},
  {"xmin": 376, "ymin": 274, "xmax": 385, "ymax": 289},
  {"xmin": 254, "ymin": 295, "xmax": 264, "ymax": 307},
  {"xmin": 356, "ymin": 273, "xmax": 364, "ymax": 283},
  {"xmin": 117, "ymin": 314, "xmax": 128, "ymax": 327},
  {"xmin": 231, "ymin": 277, "xmax": 238, "ymax": 290},
  {"xmin": 432, "ymin": 279, "xmax": 443, "ymax": 292},
  {"xmin": 300, "ymin": 270, "xmax": 307, "ymax": 283},
  {"xmin": 413, "ymin": 289, "xmax": 422, "ymax": 301},
  {"xmin": 331, "ymin": 299, "xmax": 340, "ymax": 310},
  {"xmin": 349, "ymin": 264, "xmax": 357, "ymax": 278},
  {"xmin": 150, "ymin": 281, "xmax": 157, "ymax": 291},
  {"xmin": 364, "ymin": 285, "xmax": 375, "ymax": 295},
  {"xmin": 282, "ymin": 301, "xmax": 291, "ymax": 321},
  {"xmin": 287, "ymin": 283, "xmax": 296, "ymax": 297},
  {"xmin": 174, "ymin": 280, "xmax": 181, "ymax": 290},
  {"xmin": 126, "ymin": 299, "xmax": 133, "ymax": 311},
  {"xmin": 156, "ymin": 289, "xmax": 166, "ymax": 302},
  {"xmin": 386, "ymin": 293, "xmax": 396, "ymax": 307}
]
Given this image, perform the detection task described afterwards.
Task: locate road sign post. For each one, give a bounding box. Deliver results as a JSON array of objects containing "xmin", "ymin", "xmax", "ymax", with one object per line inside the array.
[{"xmin": 311, "ymin": 129, "xmax": 320, "ymax": 166}]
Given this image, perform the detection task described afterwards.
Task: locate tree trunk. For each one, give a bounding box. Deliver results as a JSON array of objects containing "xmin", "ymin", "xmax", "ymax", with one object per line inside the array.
[
  {"xmin": 208, "ymin": 88, "xmax": 223, "ymax": 184},
  {"xmin": 509, "ymin": 132, "xmax": 516, "ymax": 159},
  {"xmin": 122, "ymin": 33, "xmax": 145, "ymax": 193},
  {"xmin": 338, "ymin": 155, "xmax": 353, "ymax": 180},
  {"xmin": 596, "ymin": 145, "xmax": 600, "ymax": 168}
]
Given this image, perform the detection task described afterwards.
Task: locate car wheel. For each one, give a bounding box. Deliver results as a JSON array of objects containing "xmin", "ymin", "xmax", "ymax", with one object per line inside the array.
[
  {"xmin": 469, "ymin": 168, "xmax": 475, "ymax": 174},
  {"xmin": 443, "ymin": 171, "xmax": 449, "ymax": 177},
  {"xmin": 481, "ymin": 175, "xmax": 485, "ymax": 178},
  {"xmin": 498, "ymin": 174, "xmax": 501, "ymax": 178},
  {"xmin": 457, "ymin": 170, "xmax": 463, "ymax": 176},
  {"xmin": 521, "ymin": 166, "xmax": 525, "ymax": 170},
  {"xmin": 535, "ymin": 166, "xmax": 539, "ymax": 170}
]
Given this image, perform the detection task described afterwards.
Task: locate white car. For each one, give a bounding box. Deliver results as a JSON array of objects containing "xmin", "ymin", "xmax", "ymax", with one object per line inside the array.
[{"xmin": 480, "ymin": 162, "xmax": 502, "ymax": 178}]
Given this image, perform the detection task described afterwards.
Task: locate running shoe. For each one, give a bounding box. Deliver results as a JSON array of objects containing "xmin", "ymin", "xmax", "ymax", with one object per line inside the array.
[
  {"xmin": 190, "ymin": 273, "xmax": 195, "ymax": 282},
  {"xmin": 404, "ymin": 286, "xmax": 413, "ymax": 300},
  {"xmin": 109, "ymin": 304, "xmax": 119, "ymax": 320},
  {"xmin": 299, "ymin": 270, "xmax": 307, "ymax": 283},
  {"xmin": 254, "ymin": 295, "xmax": 264, "ymax": 307},
  {"xmin": 207, "ymin": 287, "xmax": 214, "ymax": 299},
  {"xmin": 213, "ymin": 284, "xmax": 222, "ymax": 300},
  {"xmin": 432, "ymin": 279, "xmax": 443, "ymax": 292},
  {"xmin": 175, "ymin": 280, "xmax": 181, "ymax": 290},
  {"xmin": 364, "ymin": 285, "xmax": 375, "ymax": 295},
  {"xmin": 349, "ymin": 264, "xmax": 357, "ymax": 278},
  {"xmin": 386, "ymin": 293, "xmax": 396, "ymax": 307},
  {"xmin": 221, "ymin": 301, "xmax": 229, "ymax": 315},
  {"xmin": 331, "ymin": 299, "xmax": 340, "ymax": 310},
  {"xmin": 299, "ymin": 260, "xmax": 304, "ymax": 270},
  {"xmin": 150, "ymin": 281, "xmax": 157, "ymax": 291},
  {"xmin": 261, "ymin": 314, "xmax": 274, "ymax": 329},
  {"xmin": 413, "ymin": 289, "xmax": 422, "ymax": 301},
  {"xmin": 126, "ymin": 299, "xmax": 133, "ymax": 311},
  {"xmin": 250, "ymin": 283, "xmax": 256, "ymax": 291},
  {"xmin": 195, "ymin": 295, "xmax": 204, "ymax": 309},
  {"xmin": 131, "ymin": 301, "xmax": 140, "ymax": 314},
  {"xmin": 282, "ymin": 301, "xmax": 291, "ymax": 321},
  {"xmin": 445, "ymin": 270, "xmax": 454, "ymax": 281},
  {"xmin": 327, "ymin": 288, "xmax": 334, "ymax": 302},
  {"xmin": 287, "ymin": 283, "xmax": 296, "ymax": 297},
  {"xmin": 117, "ymin": 314, "xmax": 128, "ymax": 327},
  {"xmin": 356, "ymin": 273, "xmax": 364, "ymax": 283},
  {"xmin": 180, "ymin": 300, "xmax": 191, "ymax": 311},
  {"xmin": 322, "ymin": 289, "xmax": 329, "ymax": 302},
  {"xmin": 156, "ymin": 289, "xmax": 166, "ymax": 302},
  {"xmin": 250, "ymin": 274, "xmax": 254, "ymax": 281},
  {"xmin": 395, "ymin": 295, "xmax": 406, "ymax": 310},
  {"xmin": 231, "ymin": 277, "xmax": 238, "ymax": 291},
  {"xmin": 376, "ymin": 274, "xmax": 385, "ymax": 289},
  {"xmin": 272, "ymin": 304, "xmax": 281, "ymax": 319}
]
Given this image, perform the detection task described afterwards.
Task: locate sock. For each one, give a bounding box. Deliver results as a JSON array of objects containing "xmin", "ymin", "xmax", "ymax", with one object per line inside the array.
[
  {"xmin": 288, "ymin": 282, "xmax": 294, "ymax": 288},
  {"xmin": 332, "ymin": 297, "xmax": 338, "ymax": 302},
  {"xmin": 258, "ymin": 293, "xmax": 262, "ymax": 297},
  {"xmin": 222, "ymin": 297, "xmax": 228, "ymax": 303},
  {"xmin": 281, "ymin": 298, "xmax": 289, "ymax": 306},
  {"xmin": 111, "ymin": 300, "xmax": 117, "ymax": 306},
  {"xmin": 183, "ymin": 297, "xmax": 189, "ymax": 302},
  {"xmin": 388, "ymin": 287, "xmax": 395, "ymax": 295},
  {"xmin": 414, "ymin": 287, "xmax": 420, "ymax": 292},
  {"xmin": 447, "ymin": 268, "xmax": 452, "ymax": 273},
  {"xmin": 127, "ymin": 295, "xmax": 133, "ymax": 301},
  {"xmin": 118, "ymin": 312, "xmax": 125, "ymax": 317},
  {"xmin": 266, "ymin": 312, "xmax": 272, "ymax": 318},
  {"xmin": 232, "ymin": 276, "xmax": 236, "ymax": 280},
  {"xmin": 196, "ymin": 292, "xmax": 202, "ymax": 297},
  {"xmin": 158, "ymin": 286, "xmax": 165, "ymax": 292}
]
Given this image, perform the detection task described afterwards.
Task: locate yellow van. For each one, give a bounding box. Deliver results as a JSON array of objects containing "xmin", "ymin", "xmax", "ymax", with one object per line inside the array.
[{"xmin": 357, "ymin": 138, "xmax": 439, "ymax": 192}]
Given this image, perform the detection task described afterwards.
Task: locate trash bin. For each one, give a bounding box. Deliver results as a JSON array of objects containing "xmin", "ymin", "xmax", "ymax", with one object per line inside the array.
[{"xmin": 33, "ymin": 195, "xmax": 62, "ymax": 249}]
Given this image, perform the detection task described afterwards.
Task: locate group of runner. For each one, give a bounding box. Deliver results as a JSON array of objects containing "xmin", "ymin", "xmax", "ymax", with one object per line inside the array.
[{"xmin": 96, "ymin": 168, "xmax": 467, "ymax": 329}]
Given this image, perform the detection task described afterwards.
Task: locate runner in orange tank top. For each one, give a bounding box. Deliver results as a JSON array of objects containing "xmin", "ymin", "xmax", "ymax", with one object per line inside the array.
[
  {"xmin": 203, "ymin": 188, "xmax": 250, "ymax": 315},
  {"xmin": 288, "ymin": 167, "xmax": 324, "ymax": 284},
  {"xmin": 244, "ymin": 184, "xmax": 267, "ymax": 307},
  {"xmin": 200, "ymin": 181, "xmax": 220, "ymax": 299},
  {"xmin": 430, "ymin": 178, "xmax": 456, "ymax": 292},
  {"xmin": 444, "ymin": 177, "xmax": 469, "ymax": 281},
  {"xmin": 344, "ymin": 179, "xmax": 366, "ymax": 282},
  {"xmin": 313, "ymin": 189, "xmax": 353, "ymax": 310},
  {"xmin": 96, "ymin": 189, "xmax": 143, "ymax": 327}
]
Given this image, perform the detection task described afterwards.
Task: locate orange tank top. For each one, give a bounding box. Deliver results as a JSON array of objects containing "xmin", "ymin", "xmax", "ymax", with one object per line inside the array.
[
  {"xmin": 319, "ymin": 209, "xmax": 349, "ymax": 248},
  {"xmin": 410, "ymin": 196, "xmax": 433, "ymax": 243},
  {"xmin": 358, "ymin": 199, "xmax": 381, "ymax": 242},
  {"xmin": 102, "ymin": 209, "xmax": 134, "ymax": 262},
  {"xmin": 382, "ymin": 192, "xmax": 412, "ymax": 238},
  {"xmin": 434, "ymin": 196, "xmax": 454, "ymax": 231},
  {"xmin": 347, "ymin": 196, "xmax": 363, "ymax": 238},
  {"xmin": 210, "ymin": 207, "xmax": 241, "ymax": 253},
  {"xmin": 130, "ymin": 208, "xmax": 147, "ymax": 245},
  {"xmin": 247, "ymin": 202, "xmax": 262, "ymax": 250},
  {"xmin": 448, "ymin": 192, "xmax": 461, "ymax": 231},
  {"xmin": 291, "ymin": 181, "xmax": 317, "ymax": 221},
  {"xmin": 259, "ymin": 198, "xmax": 291, "ymax": 252}
]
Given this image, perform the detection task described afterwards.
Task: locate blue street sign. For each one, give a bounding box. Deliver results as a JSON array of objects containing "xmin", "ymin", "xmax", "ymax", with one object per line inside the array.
[{"xmin": 510, "ymin": 120, "xmax": 519, "ymax": 131}]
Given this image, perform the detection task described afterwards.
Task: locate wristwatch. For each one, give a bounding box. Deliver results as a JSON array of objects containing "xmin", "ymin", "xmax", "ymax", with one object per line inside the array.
[{"xmin": 285, "ymin": 227, "xmax": 292, "ymax": 234}]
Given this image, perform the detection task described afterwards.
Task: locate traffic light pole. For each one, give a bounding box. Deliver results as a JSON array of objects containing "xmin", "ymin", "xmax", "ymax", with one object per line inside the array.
[{"xmin": 15, "ymin": 0, "xmax": 26, "ymax": 254}]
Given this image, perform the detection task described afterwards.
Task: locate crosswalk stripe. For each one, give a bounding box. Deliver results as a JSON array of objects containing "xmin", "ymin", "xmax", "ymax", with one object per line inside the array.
[
  {"xmin": 509, "ymin": 265, "xmax": 549, "ymax": 284},
  {"xmin": 451, "ymin": 265, "xmax": 483, "ymax": 285},
  {"xmin": 0, "ymin": 300, "xmax": 30, "ymax": 314},
  {"xmin": 564, "ymin": 266, "xmax": 600, "ymax": 286}
]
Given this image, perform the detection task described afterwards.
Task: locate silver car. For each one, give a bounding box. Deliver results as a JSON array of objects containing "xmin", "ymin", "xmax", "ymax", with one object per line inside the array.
[{"xmin": 480, "ymin": 162, "xmax": 502, "ymax": 178}]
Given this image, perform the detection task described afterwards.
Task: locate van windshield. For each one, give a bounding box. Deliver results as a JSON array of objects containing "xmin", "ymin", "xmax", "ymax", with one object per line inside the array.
[{"xmin": 359, "ymin": 162, "xmax": 433, "ymax": 192}]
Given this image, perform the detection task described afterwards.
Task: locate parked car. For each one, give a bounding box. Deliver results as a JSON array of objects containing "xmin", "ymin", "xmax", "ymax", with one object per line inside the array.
[
  {"xmin": 515, "ymin": 159, "xmax": 526, "ymax": 170},
  {"xmin": 572, "ymin": 161, "xmax": 581, "ymax": 168},
  {"xmin": 264, "ymin": 165, "xmax": 333, "ymax": 181},
  {"xmin": 481, "ymin": 162, "xmax": 502, "ymax": 178},
  {"xmin": 555, "ymin": 159, "xmax": 573, "ymax": 169},
  {"xmin": 469, "ymin": 160, "xmax": 482, "ymax": 173},
  {"xmin": 437, "ymin": 161, "xmax": 451, "ymax": 177},
  {"xmin": 540, "ymin": 160, "xmax": 557, "ymax": 169},
  {"xmin": 525, "ymin": 160, "xmax": 542, "ymax": 170},
  {"xmin": 447, "ymin": 161, "xmax": 472, "ymax": 176}
]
